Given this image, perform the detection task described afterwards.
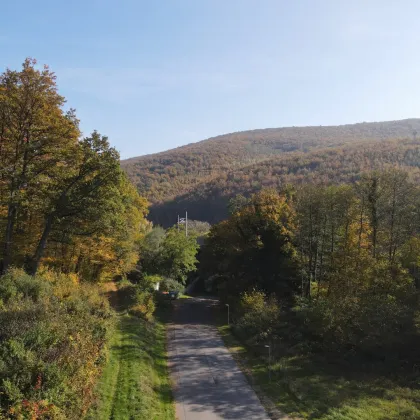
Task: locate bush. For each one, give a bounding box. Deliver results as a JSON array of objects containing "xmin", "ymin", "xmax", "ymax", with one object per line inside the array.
[
  {"xmin": 234, "ymin": 289, "xmax": 280, "ymax": 345},
  {"xmin": 159, "ymin": 277, "xmax": 184, "ymax": 293},
  {"xmin": 118, "ymin": 279, "xmax": 157, "ymax": 320},
  {"xmin": 129, "ymin": 288, "xmax": 156, "ymax": 320},
  {"xmin": 305, "ymin": 292, "xmax": 416, "ymax": 354},
  {"xmin": 303, "ymin": 262, "xmax": 418, "ymax": 354},
  {"xmin": 0, "ymin": 268, "xmax": 50, "ymax": 304},
  {"xmin": 140, "ymin": 274, "xmax": 161, "ymax": 292},
  {"xmin": 0, "ymin": 268, "xmax": 113, "ymax": 419}
]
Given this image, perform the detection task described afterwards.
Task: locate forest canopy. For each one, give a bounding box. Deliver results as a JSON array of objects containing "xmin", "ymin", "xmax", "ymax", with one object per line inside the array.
[
  {"xmin": 0, "ymin": 59, "xmax": 149, "ymax": 280},
  {"xmin": 122, "ymin": 120, "xmax": 420, "ymax": 225}
]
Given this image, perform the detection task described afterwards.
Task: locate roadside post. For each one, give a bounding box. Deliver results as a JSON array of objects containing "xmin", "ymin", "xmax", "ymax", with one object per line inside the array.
[
  {"xmin": 225, "ymin": 303, "xmax": 230, "ymax": 326},
  {"xmin": 265, "ymin": 344, "xmax": 271, "ymax": 382}
]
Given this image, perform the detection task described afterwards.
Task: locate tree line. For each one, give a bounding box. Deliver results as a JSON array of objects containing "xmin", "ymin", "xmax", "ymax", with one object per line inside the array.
[
  {"xmin": 200, "ymin": 170, "xmax": 420, "ymax": 355},
  {"xmin": 0, "ymin": 59, "xmax": 153, "ymax": 418},
  {"xmin": 0, "ymin": 59, "xmax": 148, "ymax": 280}
]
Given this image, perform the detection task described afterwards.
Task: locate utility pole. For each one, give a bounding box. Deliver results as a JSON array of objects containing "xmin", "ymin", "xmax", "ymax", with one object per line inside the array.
[{"xmin": 177, "ymin": 211, "xmax": 188, "ymax": 237}]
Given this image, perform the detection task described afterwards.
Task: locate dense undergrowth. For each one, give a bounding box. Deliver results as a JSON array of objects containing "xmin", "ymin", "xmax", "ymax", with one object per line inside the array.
[
  {"xmin": 0, "ymin": 268, "xmax": 175, "ymax": 419},
  {"xmin": 0, "ymin": 59, "xmax": 189, "ymax": 420},
  {"xmin": 0, "ymin": 268, "xmax": 113, "ymax": 419}
]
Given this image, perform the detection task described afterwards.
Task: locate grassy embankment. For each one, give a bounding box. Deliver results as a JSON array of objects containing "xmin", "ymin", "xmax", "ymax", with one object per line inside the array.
[
  {"xmin": 87, "ymin": 283, "xmax": 174, "ymax": 420},
  {"xmin": 217, "ymin": 324, "xmax": 420, "ymax": 420}
]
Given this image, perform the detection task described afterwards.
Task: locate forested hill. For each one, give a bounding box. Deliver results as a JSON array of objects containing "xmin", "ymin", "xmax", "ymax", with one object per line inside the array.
[{"xmin": 122, "ymin": 119, "xmax": 420, "ymax": 225}]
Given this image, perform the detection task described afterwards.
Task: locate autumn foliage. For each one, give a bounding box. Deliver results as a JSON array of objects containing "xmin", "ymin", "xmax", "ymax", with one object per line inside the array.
[
  {"xmin": 0, "ymin": 59, "xmax": 148, "ymax": 280},
  {"xmin": 0, "ymin": 268, "xmax": 113, "ymax": 419},
  {"xmin": 0, "ymin": 60, "xmax": 149, "ymax": 418},
  {"xmin": 202, "ymin": 172, "xmax": 420, "ymax": 356},
  {"xmin": 122, "ymin": 119, "xmax": 420, "ymax": 225}
]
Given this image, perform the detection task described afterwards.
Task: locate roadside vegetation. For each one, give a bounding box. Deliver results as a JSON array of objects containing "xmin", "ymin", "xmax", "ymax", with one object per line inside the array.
[
  {"xmin": 0, "ymin": 268, "xmax": 113, "ymax": 419},
  {"xmin": 218, "ymin": 302, "xmax": 420, "ymax": 420},
  {"xmin": 87, "ymin": 281, "xmax": 174, "ymax": 420},
  {"xmin": 201, "ymin": 172, "xmax": 420, "ymax": 419},
  {"xmin": 0, "ymin": 59, "xmax": 199, "ymax": 418},
  {"xmin": 0, "ymin": 59, "xmax": 152, "ymax": 418},
  {"xmin": 3, "ymin": 57, "xmax": 419, "ymax": 420}
]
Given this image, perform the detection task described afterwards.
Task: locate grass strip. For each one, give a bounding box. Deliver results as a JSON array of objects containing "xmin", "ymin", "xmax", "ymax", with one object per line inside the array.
[{"xmin": 87, "ymin": 312, "xmax": 174, "ymax": 420}]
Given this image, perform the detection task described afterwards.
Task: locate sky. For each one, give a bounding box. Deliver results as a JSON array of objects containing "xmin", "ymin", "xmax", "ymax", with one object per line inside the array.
[{"xmin": 2, "ymin": 0, "xmax": 420, "ymax": 159}]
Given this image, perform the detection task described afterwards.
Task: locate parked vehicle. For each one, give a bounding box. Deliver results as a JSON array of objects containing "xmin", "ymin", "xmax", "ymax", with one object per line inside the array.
[{"xmin": 168, "ymin": 291, "xmax": 180, "ymax": 300}]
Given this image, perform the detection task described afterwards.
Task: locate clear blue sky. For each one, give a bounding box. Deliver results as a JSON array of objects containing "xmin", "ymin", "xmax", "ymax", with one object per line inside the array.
[{"xmin": 3, "ymin": 1, "xmax": 420, "ymax": 158}]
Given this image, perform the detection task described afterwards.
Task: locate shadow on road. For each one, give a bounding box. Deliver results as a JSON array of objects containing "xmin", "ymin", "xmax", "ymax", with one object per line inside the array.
[{"xmin": 168, "ymin": 297, "xmax": 270, "ymax": 420}]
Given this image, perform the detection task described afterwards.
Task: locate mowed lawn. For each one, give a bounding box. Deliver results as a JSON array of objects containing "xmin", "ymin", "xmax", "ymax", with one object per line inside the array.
[{"xmin": 87, "ymin": 313, "xmax": 174, "ymax": 420}]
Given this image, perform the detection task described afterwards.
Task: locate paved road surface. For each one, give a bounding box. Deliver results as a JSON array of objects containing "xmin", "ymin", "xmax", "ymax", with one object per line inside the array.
[{"xmin": 167, "ymin": 297, "xmax": 270, "ymax": 420}]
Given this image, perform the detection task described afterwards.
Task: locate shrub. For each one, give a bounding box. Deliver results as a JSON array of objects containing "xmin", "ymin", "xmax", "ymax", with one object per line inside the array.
[
  {"xmin": 140, "ymin": 274, "xmax": 161, "ymax": 292},
  {"xmin": 118, "ymin": 279, "xmax": 157, "ymax": 320},
  {"xmin": 303, "ymin": 262, "xmax": 418, "ymax": 354},
  {"xmin": 235, "ymin": 289, "xmax": 280, "ymax": 345},
  {"xmin": 0, "ymin": 268, "xmax": 113, "ymax": 419},
  {"xmin": 129, "ymin": 288, "xmax": 156, "ymax": 320},
  {"xmin": 159, "ymin": 277, "xmax": 184, "ymax": 293},
  {"xmin": 0, "ymin": 268, "xmax": 50, "ymax": 304}
]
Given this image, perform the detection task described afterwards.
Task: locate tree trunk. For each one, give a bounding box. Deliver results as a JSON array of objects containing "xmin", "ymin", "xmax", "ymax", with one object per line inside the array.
[
  {"xmin": 75, "ymin": 252, "xmax": 83, "ymax": 274},
  {"xmin": 29, "ymin": 214, "xmax": 54, "ymax": 276},
  {"xmin": 367, "ymin": 178, "xmax": 379, "ymax": 258},
  {"xmin": 358, "ymin": 196, "xmax": 365, "ymax": 253},
  {"xmin": 1, "ymin": 203, "xmax": 17, "ymax": 274}
]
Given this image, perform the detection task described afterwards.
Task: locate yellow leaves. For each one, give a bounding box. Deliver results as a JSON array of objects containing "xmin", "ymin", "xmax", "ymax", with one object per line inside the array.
[
  {"xmin": 92, "ymin": 236, "xmax": 116, "ymax": 262},
  {"xmin": 69, "ymin": 273, "xmax": 80, "ymax": 286},
  {"xmin": 234, "ymin": 189, "xmax": 296, "ymax": 241},
  {"xmin": 39, "ymin": 269, "xmax": 56, "ymax": 283}
]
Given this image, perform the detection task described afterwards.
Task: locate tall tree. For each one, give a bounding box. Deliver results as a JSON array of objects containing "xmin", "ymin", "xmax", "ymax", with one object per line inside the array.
[
  {"xmin": 202, "ymin": 190, "xmax": 298, "ymax": 300},
  {"xmin": 160, "ymin": 227, "xmax": 199, "ymax": 284},
  {"xmin": 139, "ymin": 226, "xmax": 166, "ymax": 275},
  {"xmin": 0, "ymin": 58, "xmax": 79, "ymax": 273},
  {"xmin": 28, "ymin": 132, "xmax": 125, "ymax": 276},
  {"xmin": 380, "ymin": 170, "xmax": 416, "ymax": 263}
]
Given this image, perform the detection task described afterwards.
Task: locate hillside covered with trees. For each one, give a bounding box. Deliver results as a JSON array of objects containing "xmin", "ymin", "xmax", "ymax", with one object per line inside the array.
[{"xmin": 122, "ymin": 120, "xmax": 420, "ymax": 225}]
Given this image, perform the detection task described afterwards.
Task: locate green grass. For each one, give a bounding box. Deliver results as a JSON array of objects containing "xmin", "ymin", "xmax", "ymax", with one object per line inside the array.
[
  {"xmin": 87, "ymin": 312, "xmax": 174, "ymax": 420},
  {"xmin": 217, "ymin": 324, "xmax": 420, "ymax": 420}
]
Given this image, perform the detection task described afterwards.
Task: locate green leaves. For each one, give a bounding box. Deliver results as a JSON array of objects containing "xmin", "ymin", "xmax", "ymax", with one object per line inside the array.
[
  {"xmin": 139, "ymin": 226, "xmax": 199, "ymax": 286},
  {"xmin": 160, "ymin": 227, "xmax": 199, "ymax": 284},
  {"xmin": 202, "ymin": 190, "xmax": 299, "ymax": 299},
  {"xmin": 0, "ymin": 268, "xmax": 114, "ymax": 418}
]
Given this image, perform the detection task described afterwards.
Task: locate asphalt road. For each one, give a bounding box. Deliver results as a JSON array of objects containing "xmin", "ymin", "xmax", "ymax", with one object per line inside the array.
[{"xmin": 167, "ymin": 297, "xmax": 270, "ymax": 420}]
